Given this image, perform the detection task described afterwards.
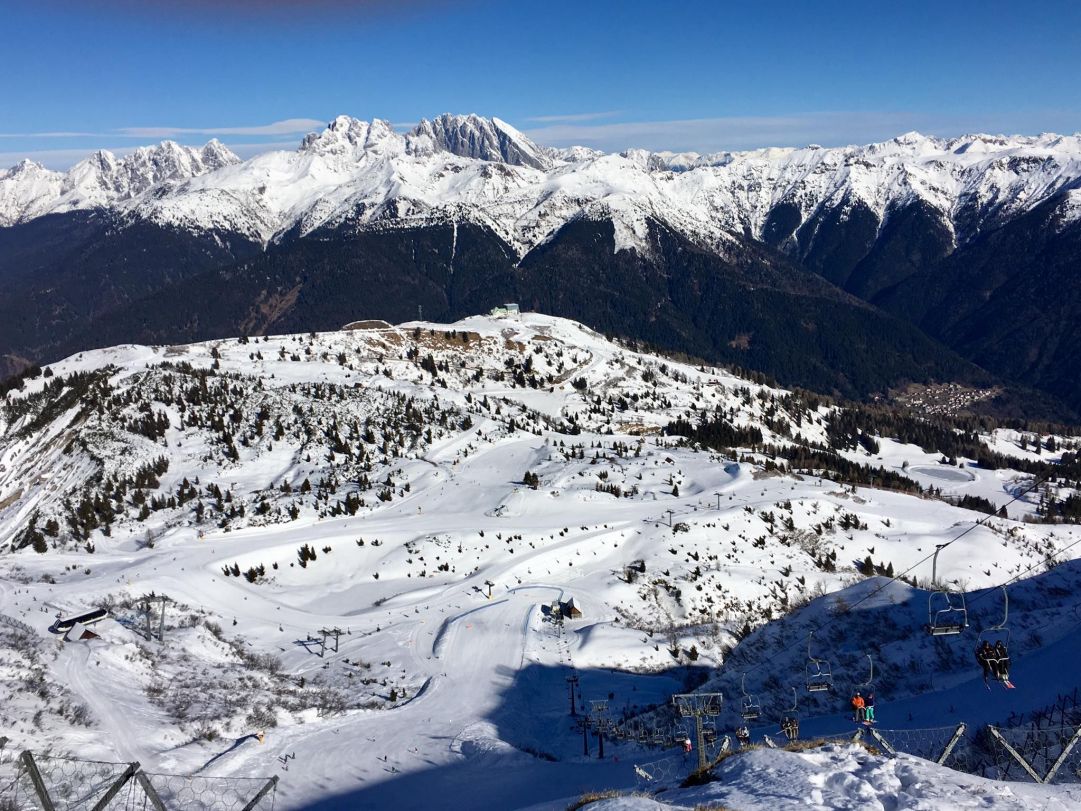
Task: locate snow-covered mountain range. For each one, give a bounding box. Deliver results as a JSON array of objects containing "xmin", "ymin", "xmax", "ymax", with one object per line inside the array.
[{"xmin": 3, "ymin": 114, "xmax": 1080, "ymax": 255}]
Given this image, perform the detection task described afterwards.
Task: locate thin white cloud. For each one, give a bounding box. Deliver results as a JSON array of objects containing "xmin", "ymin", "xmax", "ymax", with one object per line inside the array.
[
  {"xmin": 523, "ymin": 111, "xmax": 1081, "ymax": 153},
  {"xmin": 116, "ymin": 118, "xmax": 326, "ymax": 138},
  {"xmin": 525, "ymin": 110, "xmax": 624, "ymax": 124},
  {"xmin": 0, "ymin": 131, "xmax": 103, "ymax": 139}
]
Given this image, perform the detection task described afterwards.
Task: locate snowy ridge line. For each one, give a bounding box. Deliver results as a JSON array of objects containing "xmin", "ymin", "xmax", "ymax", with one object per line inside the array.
[{"xmin": 4, "ymin": 116, "xmax": 1081, "ymax": 256}]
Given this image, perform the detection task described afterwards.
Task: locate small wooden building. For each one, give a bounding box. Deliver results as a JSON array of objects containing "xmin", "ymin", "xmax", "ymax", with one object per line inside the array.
[{"xmin": 561, "ymin": 597, "xmax": 583, "ymax": 619}]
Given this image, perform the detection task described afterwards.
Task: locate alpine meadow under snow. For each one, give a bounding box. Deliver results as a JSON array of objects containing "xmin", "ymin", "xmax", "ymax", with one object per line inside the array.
[{"xmin": 2, "ymin": 311, "xmax": 1081, "ymax": 809}]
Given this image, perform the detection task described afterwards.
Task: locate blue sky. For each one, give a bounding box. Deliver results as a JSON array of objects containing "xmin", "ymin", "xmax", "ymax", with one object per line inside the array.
[{"xmin": 2, "ymin": 0, "xmax": 1080, "ymax": 168}]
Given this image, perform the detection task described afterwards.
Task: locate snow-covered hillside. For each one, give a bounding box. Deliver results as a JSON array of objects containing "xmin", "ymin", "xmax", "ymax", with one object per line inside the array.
[
  {"xmin": 574, "ymin": 744, "xmax": 1081, "ymax": 810},
  {"xmin": 1, "ymin": 312, "xmax": 1080, "ymax": 810},
  {"xmin": 2, "ymin": 114, "xmax": 1080, "ymax": 256}
]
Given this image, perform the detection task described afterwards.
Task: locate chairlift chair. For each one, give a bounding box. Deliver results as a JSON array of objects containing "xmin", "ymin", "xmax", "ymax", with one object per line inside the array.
[
  {"xmin": 858, "ymin": 653, "xmax": 875, "ymax": 692},
  {"xmin": 784, "ymin": 687, "xmax": 799, "ymax": 720},
  {"xmin": 928, "ymin": 590, "xmax": 968, "ymax": 635},
  {"xmin": 976, "ymin": 586, "xmax": 1010, "ymax": 646},
  {"xmin": 781, "ymin": 687, "xmax": 800, "ymax": 740},
  {"xmin": 805, "ymin": 633, "xmax": 833, "ymax": 693},
  {"xmin": 702, "ymin": 719, "xmax": 718, "ymax": 743},
  {"xmin": 927, "ymin": 544, "xmax": 968, "ymax": 636},
  {"xmin": 739, "ymin": 673, "xmax": 761, "ymax": 721}
]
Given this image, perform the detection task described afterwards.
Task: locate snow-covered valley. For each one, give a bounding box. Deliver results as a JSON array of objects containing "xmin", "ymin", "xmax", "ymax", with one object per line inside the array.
[{"xmin": 1, "ymin": 312, "xmax": 1080, "ymax": 810}]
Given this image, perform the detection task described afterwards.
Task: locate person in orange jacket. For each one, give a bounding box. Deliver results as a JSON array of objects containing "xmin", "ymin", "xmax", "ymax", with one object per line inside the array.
[{"xmin": 851, "ymin": 691, "xmax": 866, "ymax": 722}]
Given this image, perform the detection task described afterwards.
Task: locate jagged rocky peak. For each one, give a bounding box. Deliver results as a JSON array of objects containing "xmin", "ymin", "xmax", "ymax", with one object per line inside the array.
[
  {"xmin": 60, "ymin": 140, "xmax": 241, "ymax": 200},
  {"xmin": 4, "ymin": 158, "xmax": 51, "ymax": 178},
  {"xmin": 410, "ymin": 113, "xmax": 552, "ymax": 170},
  {"xmin": 299, "ymin": 115, "xmax": 403, "ymax": 159}
]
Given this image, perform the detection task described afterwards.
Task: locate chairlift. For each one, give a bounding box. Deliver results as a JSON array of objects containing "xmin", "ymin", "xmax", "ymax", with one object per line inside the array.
[
  {"xmin": 780, "ymin": 688, "xmax": 800, "ymax": 741},
  {"xmin": 739, "ymin": 673, "xmax": 761, "ymax": 721},
  {"xmin": 928, "ymin": 544, "xmax": 968, "ymax": 636},
  {"xmin": 977, "ymin": 586, "xmax": 1012, "ymax": 683},
  {"xmin": 702, "ymin": 719, "xmax": 718, "ymax": 743},
  {"xmin": 784, "ymin": 687, "xmax": 799, "ymax": 719},
  {"xmin": 858, "ymin": 654, "xmax": 875, "ymax": 692},
  {"xmin": 805, "ymin": 632, "xmax": 833, "ymax": 693},
  {"xmin": 977, "ymin": 586, "xmax": 1010, "ymax": 647}
]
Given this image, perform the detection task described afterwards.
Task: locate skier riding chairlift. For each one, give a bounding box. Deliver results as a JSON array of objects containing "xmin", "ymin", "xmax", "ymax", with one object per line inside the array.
[
  {"xmin": 781, "ymin": 716, "xmax": 799, "ymax": 741},
  {"xmin": 856, "ymin": 654, "xmax": 876, "ymax": 723},
  {"xmin": 977, "ymin": 587, "xmax": 1014, "ymax": 688}
]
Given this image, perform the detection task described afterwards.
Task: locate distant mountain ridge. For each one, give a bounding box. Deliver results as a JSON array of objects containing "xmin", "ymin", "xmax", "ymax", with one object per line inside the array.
[
  {"xmin": 2, "ymin": 115, "xmax": 1081, "ymax": 414},
  {"xmin": 4, "ymin": 116, "xmax": 1079, "ymax": 250}
]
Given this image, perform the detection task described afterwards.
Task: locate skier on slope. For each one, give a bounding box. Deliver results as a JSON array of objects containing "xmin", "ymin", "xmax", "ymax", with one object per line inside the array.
[
  {"xmin": 682, "ymin": 737, "xmax": 692, "ymax": 758},
  {"xmin": 736, "ymin": 725, "xmax": 751, "ymax": 747}
]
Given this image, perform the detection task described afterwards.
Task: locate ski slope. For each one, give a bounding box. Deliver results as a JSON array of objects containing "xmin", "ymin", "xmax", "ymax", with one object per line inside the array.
[{"xmin": 1, "ymin": 313, "xmax": 1080, "ymax": 809}]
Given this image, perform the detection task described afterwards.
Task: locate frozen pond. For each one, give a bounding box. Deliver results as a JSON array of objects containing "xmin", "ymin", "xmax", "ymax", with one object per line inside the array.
[{"xmin": 909, "ymin": 465, "xmax": 976, "ymax": 482}]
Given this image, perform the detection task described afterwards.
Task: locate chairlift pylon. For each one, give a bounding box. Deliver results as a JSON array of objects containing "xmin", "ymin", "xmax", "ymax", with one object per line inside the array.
[
  {"xmin": 928, "ymin": 544, "xmax": 968, "ymax": 636},
  {"xmin": 805, "ymin": 632, "xmax": 833, "ymax": 693}
]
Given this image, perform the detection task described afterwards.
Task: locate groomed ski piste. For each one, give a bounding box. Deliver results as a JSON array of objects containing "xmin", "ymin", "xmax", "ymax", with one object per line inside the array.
[{"xmin": 1, "ymin": 312, "xmax": 1080, "ymax": 810}]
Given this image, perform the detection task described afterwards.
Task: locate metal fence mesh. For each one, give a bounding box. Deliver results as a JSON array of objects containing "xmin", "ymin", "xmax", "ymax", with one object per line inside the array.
[{"xmin": 0, "ymin": 752, "xmax": 277, "ymax": 811}]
